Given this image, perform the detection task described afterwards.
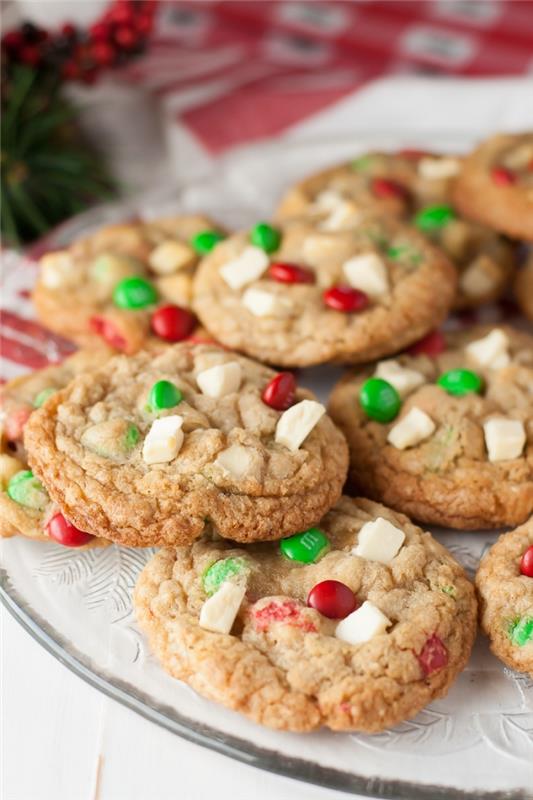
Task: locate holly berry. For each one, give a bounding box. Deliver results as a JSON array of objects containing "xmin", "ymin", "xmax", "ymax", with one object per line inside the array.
[
  {"xmin": 89, "ymin": 22, "xmax": 111, "ymax": 41},
  {"xmin": 114, "ymin": 26, "xmax": 138, "ymax": 50},
  {"xmin": 408, "ymin": 329, "xmax": 446, "ymax": 357},
  {"xmin": 62, "ymin": 60, "xmax": 82, "ymax": 80},
  {"xmin": 491, "ymin": 166, "xmax": 516, "ymax": 186},
  {"xmin": 90, "ymin": 41, "xmax": 115, "ymax": 67},
  {"xmin": 268, "ymin": 262, "xmax": 315, "ymax": 284},
  {"xmin": 46, "ymin": 512, "xmax": 94, "ymax": 547},
  {"xmin": 417, "ymin": 634, "xmax": 448, "ymax": 676},
  {"xmin": 89, "ymin": 316, "xmax": 128, "ymax": 351},
  {"xmin": 323, "ymin": 285, "xmax": 369, "ymax": 312},
  {"xmin": 18, "ymin": 44, "xmax": 41, "ymax": 66},
  {"xmin": 2, "ymin": 31, "xmax": 24, "ymax": 51},
  {"xmin": 60, "ymin": 23, "xmax": 77, "ymax": 39},
  {"xmin": 307, "ymin": 580, "xmax": 358, "ymax": 619},
  {"xmin": 261, "ymin": 372, "xmax": 296, "ymax": 410},
  {"xmin": 151, "ymin": 304, "xmax": 196, "ymax": 342},
  {"xmin": 519, "ymin": 545, "xmax": 533, "ymax": 578},
  {"xmin": 371, "ymin": 178, "xmax": 409, "ymax": 201}
]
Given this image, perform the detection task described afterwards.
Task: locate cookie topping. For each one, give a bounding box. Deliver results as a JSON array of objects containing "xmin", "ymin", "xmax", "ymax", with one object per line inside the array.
[
  {"xmin": 418, "ymin": 157, "xmax": 460, "ymax": 180},
  {"xmin": 280, "ymin": 527, "xmax": 330, "ymax": 564},
  {"xmin": 352, "ymin": 517, "xmax": 405, "ymax": 564},
  {"xmin": 219, "ymin": 246, "xmax": 269, "ymax": 290},
  {"xmin": 40, "ymin": 251, "xmax": 75, "ymax": 289},
  {"xmin": 437, "ymin": 368, "xmax": 483, "ymax": 396},
  {"xmin": 89, "ymin": 316, "xmax": 128, "ymax": 350},
  {"xmin": 359, "ymin": 377, "xmax": 401, "ymax": 423},
  {"xmin": 491, "ymin": 166, "xmax": 516, "ymax": 186},
  {"xmin": 196, "ymin": 361, "xmax": 242, "ymax": 398},
  {"xmin": 371, "ymin": 177, "xmax": 408, "ymax": 201},
  {"xmin": 342, "ymin": 253, "xmax": 389, "ymax": 299},
  {"xmin": 465, "ymin": 328, "xmax": 510, "ymax": 369},
  {"xmin": 519, "ymin": 546, "xmax": 533, "ymax": 578},
  {"xmin": 261, "ymin": 372, "xmax": 296, "ymax": 411},
  {"xmin": 142, "ymin": 415, "xmax": 184, "ymax": 465},
  {"xmin": 148, "ymin": 380, "xmax": 183, "ymax": 412},
  {"xmin": 307, "ymin": 580, "xmax": 358, "ymax": 619},
  {"xmin": 191, "ymin": 230, "xmax": 225, "ymax": 255},
  {"xmin": 268, "ymin": 262, "xmax": 315, "ymax": 284},
  {"xmin": 251, "ymin": 598, "xmax": 317, "ymax": 633},
  {"xmin": 81, "ymin": 419, "xmax": 139, "ymax": 459},
  {"xmin": 90, "ymin": 253, "xmax": 143, "ymax": 286},
  {"xmin": 250, "ymin": 222, "xmax": 280, "ymax": 253},
  {"xmin": 417, "ymin": 634, "xmax": 448, "ymax": 675},
  {"xmin": 414, "ymin": 204, "xmax": 456, "ymax": 231},
  {"xmin": 387, "ymin": 407, "xmax": 436, "ymax": 450},
  {"xmin": 374, "ymin": 359, "xmax": 425, "ymax": 397},
  {"xmin": 4, "ymin": 407, "xmax": 32, "ymax": 440},
  {"xmin": 335, "ymin": 600, "xmax": 392, "ymax": 645},
  {"xmin": 323, "ymin": 285, "xmax": 369, "ymax": 312},
  {"xmin": 202, "ymin": 557, "xmax": 249, "ymax": 595},
  {"xmin": 509, "ymin": 617, "xmax": 533, "ymax": 647},
  {"xmin": 275, "ymin": 399, "xmax": 325, "ymax": 451},
  {"xmin": 33, "ymin": 387, "xmax": 56, "ymax": 408},
  {"xmin": 149, "ymin": 241, "xmax": 195, "ymax": 275},
  {"xmin": 483, "ymin": 418, "xmax": 526, "ymax": 462},
  {"xmin": 7, "ymin": 470, "xmax": 48, "ymax": 510},
  {"xmin": 407, "ymin": 329, "xmax": 446, "ymax": 356},
  {"xmin": 199, "ymin": 581, "xmax": 246, "ymax": 634},
  {"xmin": 113, "ymin": 276, "xmax": 158, "ymax": 309},
  {"xmin": 242, "ymin": 287, "xmax": 287, "ymax": 317},
  {"xmin": 214, "ymin": 445, "xmax": 258, "ymax": 480},
  {"xmin": 46, "ymin": 512, "xmax": 94, "ymax": 547},
  {"xmin": 150, "ymin": 304, "xmax": 196, "ymax": 342}
]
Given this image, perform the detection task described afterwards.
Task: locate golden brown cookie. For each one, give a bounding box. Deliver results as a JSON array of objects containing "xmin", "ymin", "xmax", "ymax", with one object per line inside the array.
[
  {"xmin": 328, "ymin": 326, "xmax": 533, "ymax": 530},
  {"xmin": 275, "ymin": 151, "xmax": 516, "ymax": 309},
  {"xmin": 476, "ymin": 519, "xmax": 533, "ymax": 678},
  {"xmin": 134, "ymin": 496, "xmax": 477, "ymax": 732},
  {"xmin": 453, "ymin": 133, "xmax": 533, "ymax": 241},
  {"xmin": 192, "ymin": 217, "xmax": 456, "ymax": 367},
  {"xmin": 24, "ymin": 343, "xmax": 348, "ymax": 547},
  {"xmin": 33, "ymin": 215, "xmax": 225, "ymax": 353}
]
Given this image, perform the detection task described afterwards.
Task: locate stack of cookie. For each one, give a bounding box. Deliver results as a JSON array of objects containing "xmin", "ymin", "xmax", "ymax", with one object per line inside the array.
[{"xmin": 1, "ymin": 131, "xmax": 532, "ymax": 733}]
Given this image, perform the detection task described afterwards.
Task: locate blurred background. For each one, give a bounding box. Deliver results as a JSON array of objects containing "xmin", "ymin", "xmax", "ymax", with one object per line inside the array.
[{"xmin": 2, "ymin": 0, "xmax": 533, "ymax": 246}]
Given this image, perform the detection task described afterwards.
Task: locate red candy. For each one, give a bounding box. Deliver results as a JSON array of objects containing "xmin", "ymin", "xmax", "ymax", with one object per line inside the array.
[
  {"xmin": 371, "ymin": 177, "xmax": 409, "ymax": 201},
  {"xmin": 307, "ymin": 580, "xmax": 358, "ymax": 619},
  {"xmin": 261, "ymin": 372, "xmax": 296, "ymax": 411},
  {"xmin": 46, "ymin": 513, "xmax": 94, "ymax": 547},
  {"xmin": 89, "ymin": 316, "xmax": 127, "ymax": 351},
  {"xmin": 491, "ymin": 166, "xmax": 516, "ymax": 186},
  {"xmin": 252, "ymin": 600, "xmax": 317, "ymax": 633},
  {"xmin": 408, "ymin": 329, "xmax": 446, "ymax": 357},
  {"xmin": 520, "ymin": 545, "xmax": 533, "ymax": 578},
  {"xmin": 417, "ymin": 634, "xmax": 448, "ymax": 676},
  {"xmin": 4, "ymin": 406, "xmax": 32, "ymax": 441},
  {"xmin": 398, "ymin": 149, "xmax": 430, "ymax": 160},
  {"xmin": 268, "ymin": 262, "xmax": 315, "ymax": 284},
  {"xmin": 324, "ymin": 285, "xmax": 369, "ymax": 313},
  {"xmin": 151, "ymin": 305, "xmax": 196, "ymax": 342}
]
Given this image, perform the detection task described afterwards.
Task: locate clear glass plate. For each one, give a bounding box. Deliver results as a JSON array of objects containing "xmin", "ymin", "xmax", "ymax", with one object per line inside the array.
[{"xmin": 2, "ymin": 132, "xmax": 532, "ymax": 800}]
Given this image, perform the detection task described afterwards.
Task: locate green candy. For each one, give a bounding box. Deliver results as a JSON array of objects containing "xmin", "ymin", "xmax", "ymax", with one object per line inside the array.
[
  {"xmin": 7, "ymin": 470, "xmax": 48, "ymax": 510},
  {"xmin": 387, "ymin": 244, "xmax": 422, "ymax": 265},
  {"xmin": 191, "ymin": 230, "xmax": 225, "ymax": 255},
  {"xmin": 149, "ymin": 380, "xmax": 183, "ymax": 412},
  {"xmin": 414, "ymin": 204, "xmax": 456, "ymax": 232},
  {"xmin": 33, "ymin": 387, "xmax": 56, "ymax": 408},
  {"xmin": 124, "ymin": 423, "xmax": 140, "ymax": 449},
  {"xmin": 81, "ymin": 419, "xmax": 139, "ymax": 459},
  {"xmin": 441, "ymin": 585, "xmax": 457, "ymax": 599},
  {"xmin": 359, "ymin": 377, "xmax": 401, "ymax": 423},
  {"xmin": 280, "ymin": 528, "xmax": 330, "ymax": 564},
  {"xmin": 202, "ymin": 557, "xmax": 248, "ymax": 595},
  {"xmin": 250, "ymin": 222, "xmax": 280, "ymax": 253},
  {"xmin": 113, "ymin": 276, "xmax": 158, "ymax": 310},
  {"xmin": 437, "ymin": 369, "xmax": 483, "ymax": 397},
  {"xmin": 509, "ymin": 617, "xmax": 533, "ymax": 647},
  {"xmin": 351, "ymin": 155, "xmax": 374, "ymax": 172}
]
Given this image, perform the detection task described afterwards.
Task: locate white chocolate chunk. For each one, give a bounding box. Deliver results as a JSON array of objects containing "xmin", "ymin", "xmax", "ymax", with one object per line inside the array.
[
  {"xmin": 149, "ymin": 240, "xmax": 195, "ymax": 274},
  {"xmin": 460, "ymin": 256, "xmax": 498, "ymax": 298},
  {"xmin": 241, "ymin": 287, "xmax": 288, "ymax": 317},
  {"xmin": 352, "ymin": 517, "xmax": 405, "ymax": 565},
  {"xmin": 215, "ymin": 445, "xmax": 256, "ymax": 480},
  {"xmin": 375, "ymin": 359, "xmax": 425, "ymax": 397},
  {"xmin": 319, "ymin": 200, "xmax": 362, "ymax": 231},
  {"xmin": 196, "ymin": 362, "xmax": 242, "ymax": 398},
  {"xmin": 199, "ymin": 581, "xmax": 246, "ymax": 634},
  {"xmin": 335, "ymin": 601, "xmax": 392, "ymax": 645},
  {"xmin": 40, "ymin": 251, "xmax": 76, "ymax": 289},
  {"xmin": 465, "ymin": 328, "xmax": 510, "ymax": 370},
  {"xmin": 142, "ymin": 416, "xmax": 184, "ymax": 464},
  {"xmin": 275, "ymin": 399, "xmax": 325, "ymax": 452},
  {"xmin": 314, "ymin": 190, "xmax": 345, "ymax": 211},
  {"xmin": 483, "ymin": 418, "xmax": 526, "ymax": 462},
  {"xmin": 387, "ymin": 407, "xmax": 436, "ymax": 450},
  {"xmin": 418, "ymin": 157, "xmax": 460, "ymax": 180},
  {"xmin": 342, "ymin": 253, "xmax": 389, "ymax": 299},
  {"xmin": 219, "ymin": 246, "xmax": 269, "ymax": 290}
]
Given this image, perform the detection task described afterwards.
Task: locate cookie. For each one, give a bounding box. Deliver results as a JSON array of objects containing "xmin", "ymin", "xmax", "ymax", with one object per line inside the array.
[
  {"xmin": 192, "ymin": 217, "xmax": 456, "ymax": 367},
  {"xmin": 0, "ymin": 349, "xmax": 112, "ymax": 547},
  {"xmin": 328, "ymin": 326, "xmax": 533, "ymax": 530},
  {"xmin": 24, "ymin": 343, "xmax": 348, "ymax": 547},
  {"xmin": 133, "ymin": 496, "xmax": 477, "ymax": 732},
  {"xmin": 476, "ymin": 519, "xmax": 533, "ymax": 678},
  {"xmin": 453, "ymin": 133, "xmax": 533, "ymax": 241},
  {"xmin": 33, "ymin": 215, "xmax": 225, "ymax": 353},
  {"xmin": 275, "ymin": 151, "xmax": 516, "ymax": 309},
  {"xmin": 515, "ymin": 252, "xmax": 533, "ymax": 320}
]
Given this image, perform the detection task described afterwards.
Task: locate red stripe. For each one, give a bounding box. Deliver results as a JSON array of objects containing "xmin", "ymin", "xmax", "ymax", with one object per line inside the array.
[
  {"xmin": 0, "ymin": 335, "xmax": 55, "ymax": 369},
  {"xmin": 0, "ymin": 310, "xmax": 76, "ymax": 353}
]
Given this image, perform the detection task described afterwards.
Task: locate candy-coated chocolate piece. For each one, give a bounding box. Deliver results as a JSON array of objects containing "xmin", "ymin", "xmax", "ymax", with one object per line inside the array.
[
  {"xmin": 359, "ymin": 377, "xmax": 401, "ymax": 423},
  {"xmin": 519, "ymin": 545, "xmax": 533, "ymax": 578},
  {"xmin": 371, "ymin": 177, "xmax": 409, "ymax": 201},
  {"xmin": 151, "ymin": 304, "xmax": 196, "ymax": 342},
  {"xmin": 4, "ymin": 406, "xmax": 32, "ymax": 440},
  {"xmin": 113, "ymin": 276, "xmax": 158, "ymax": 309},
  {"xmin": 250, "ymin": 222, "xmax": 280, "ymax": 253},
  {"xmin": 261, "ymin": 372, "xmax": 296, "ymax": 411},
  {"xmin": 414, "ymin": 204, "xmax": 456, "ymax": 231},
  {"xmin": 191, "ymin": 230, "xmax": 225, "ymax": 254},
  {"xmin": 323, "ymin": 285, "xmax": 369, "ymax": 312},
  {"xmin": 251, "ymin": 599, "xmax": 317, "ymax": 633},
  {"xmin": 307, "ymin": 580, "xmax": 358, "ymax": 619},
  {"xmin": 407, "ymin": 329, "xmax": 446, "ymax": 356},
  {"xmin": 33, "ymin": 387, "xmax": 57, "ymax": 408},
  {"xmin": 46, "ymin": 512, "xmax": 94, "ymax": 547},
  {"xmin": 509, "ymin": 617, "xmax": 533, "ymax": 647},
  {"xmin": 7, "ymin": 470, "xmax": 48, "ymax": 510},
  {"xmin": 202, "ymin": 556, "xmax": 249, "ymax": 595},
  {"xmin": 491, "ymin": 166, "xmax": 516, "ymax": 186},
  {"xmin": 437, "ymin": 368, "xmax": 483, "ymax": 396},
  {"xmin": 89, "ymin": 316, "xmax": 128, "ymax": 351},
  {"xmin": 280, "ymin": 528, "xmax": 330, "ymax": 564},
  {"xmin": 149, "ymin": 380, "xmax": 183, "ymax": 411},
  {"xmin": 417, "ymin": 634, "xmax": 448, "ymax": 675},
  {"xmin": 268, "ymin": 262, "xmax": 315, "ymax": 284}
]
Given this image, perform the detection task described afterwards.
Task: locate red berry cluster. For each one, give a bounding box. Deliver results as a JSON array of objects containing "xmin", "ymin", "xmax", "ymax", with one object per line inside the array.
[{"xmin": 1, "ymin": 0, "xmax": 157, "ymax": 84}]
